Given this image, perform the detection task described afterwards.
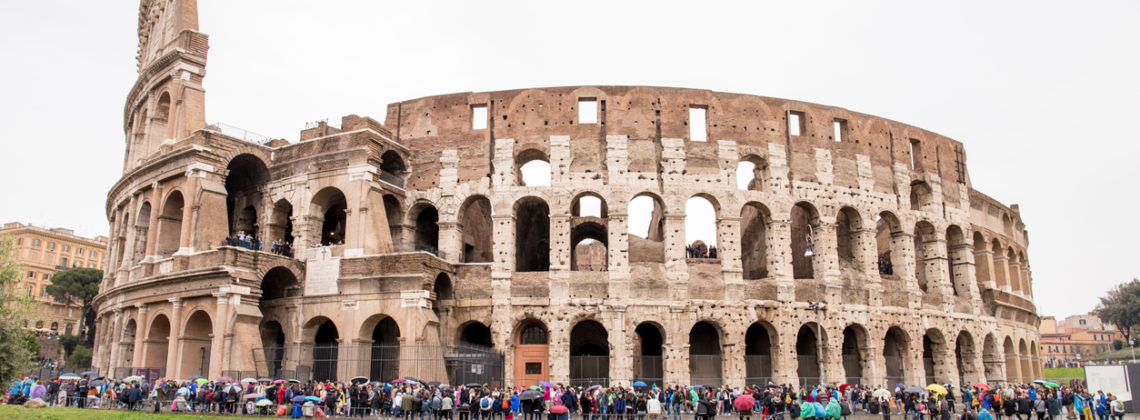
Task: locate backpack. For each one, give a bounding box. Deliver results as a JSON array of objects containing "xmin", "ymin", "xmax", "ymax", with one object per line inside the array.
[
  {"xmin": 870, "ymin": 402, "xmax": 880, "ymax": 415},
  {"xmin": 503, "ymin": 398, "xmax": 510, "ymax": 409},
  {"xmin": 481, "ymin": 397, "xmax": 492, "ymax": 411},
  {"xmin": 840, "ymin": 402, "xmax": 851, "ymax": 416}
]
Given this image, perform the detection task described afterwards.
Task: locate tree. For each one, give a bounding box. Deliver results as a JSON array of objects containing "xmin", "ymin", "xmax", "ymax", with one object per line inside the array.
[
  {"xmin": 1095, "ymin": 278, "xmax": 1140, "ymax": 344},
  {"xmin": 67, "ymin": 345, "xmax": 92, "ymax": 368},
  {"xmin": 60, "ymin": 334, "xmax": 85, "ymax": 358},
  {"xmin": 0, "ymin": 235, "xmax": 36, "ymax": 380},
  {"xmin": 46, "ymin": 267, "xmax": 102, "ymax": 344},
  {"xmin": 1113, "ymin": 339, "xmax": 1124, "ymax": 351}
]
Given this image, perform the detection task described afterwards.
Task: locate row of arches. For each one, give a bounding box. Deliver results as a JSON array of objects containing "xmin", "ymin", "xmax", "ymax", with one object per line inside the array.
[{"xmin": 113, "ymin": 309, "xmax": 213, "ymax": 380}]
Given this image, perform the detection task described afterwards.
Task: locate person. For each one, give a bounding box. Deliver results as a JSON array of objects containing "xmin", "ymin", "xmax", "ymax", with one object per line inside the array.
[
  {"xmin": 979, "ymin": 408, "xmax": 994, "ymax": 420},
  {"xmin": 1108, "ymin": 395, "xmax": 1123, "ymax": 420},
  {"xmin": 1034, "ymin": 396, "xmax": 1047, "ymax": 420},
  {"xmin": 1093, "ymin": 397, "xmax": 1108, "ymax": 420},
  {"xmin": 648, "ymin": 391, "xmax": 662, "ymax": 420},
  {"xmin": 880, "ymin": 397, "xmax": 892, "ymax": 420}
]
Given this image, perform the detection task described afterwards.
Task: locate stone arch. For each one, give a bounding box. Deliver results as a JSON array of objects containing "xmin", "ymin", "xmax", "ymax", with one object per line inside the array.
[
  {"xmin": 914, "ymin": 220, "xmax": 937, "ymax": 293},
  {"xmin": 972, "ymin": 231, "xmax": 990, "ymax": 290},
  {"xmin": 955, "ymin": 330, "xmax": 979, "ymax": 386},
  {"xmin": 180, "ymin": 310, "xmax": 213, "ymax": 378},
  {"xmin": 875, "ymin": 211, "xmax": 903, "ymax": 278},
  {"xmin": 260, "ymin": 266, "xmax": 300, "ymax": 301},
  {"xmin": 791, "ymin": 202, "xmax": 821, "ymax": 279},
  {"xmin": 514, "ymin": 196, "xmax": 550, "ymax": 272},
  {"xmin": 268, "ymin": 199, "xmax": 294, "ymax": 247},
  {"xmin": 411, "ymin": 202, "xmax": 440, "ymax": 253},
  {"xmin": 910, "ymin": 181, "xmax": 933, "ymax": 211},
  {"xmin": 458, "ymin": 321, "xmax": 493, "ymax": 348},
  {"xmin": 923, "ymin": 328, "xmax": 951, "ymax": 384},
  {"xmin": 1003, "ymin": 336, "xmax": 1017, "ymax": 382},
  {"xmin": 120, "ymin": 318, "xmax": 138, "ymax": 368},
  {"xmin": 685, "ymin": 195, "xmax": 719, "ymax": 255},
  {"xmin": 379, "ymin": 150, "xmax": 407, "ymax": 186},
  {"xmin": 842, "ymin": 323, "xmax": 871, "ymax": 385},
  {"xmin": 360, "ymin": 314, "xmax": 400, "ymax": 382},
  {"xmin": 745, "ymin": 321, "xmax": 778, "ymax": 385},
  {"xmin": 133, "ymin": 201, "xmax": 152, "ymax": 263},
  {"xmin": 836, "ymin": 206, "xmax": 867, "ymax": 283},
  {"xmin": 629, "ymin": 192, "xmax": 666, "ymax": 263},
  {"xmin": 259, "ymin": 319, "xmax": 286, "ymax": 377},
  {"xmin": 796, "ymin": 322, "xmax": 827, "ymax": 387},
  {"xmin": 982, "ymin": 333, "xmax": 1000, "ymax": 383},
  {"xmin": 737, "ymin": 154, "xmax": 768, "ymax": 191},
  {"xmin": 433, "ymin": 273, "xmax": 454, "ymax": 316},
  {"xmin": 633, "ymin": 321, "xmax": 666, "ymax": 385},
  {"xmin": 516, "ymin": 148, "xmax": 551, "ymax": 187},
  {"xmin": 991, "ymin": 239, "xmax": 1008, "ymax": 289},
  {"xmin": 459, "ymin": 195, "xmax": 493, "ymax": 263},
  {"xmin": 571, "ymin": 192, "xmax": 609, "ymax": 271},
  {"xmin": 1007, "ymin": 247, "xmax": 1021, "ymax": 294},
  {"xmin": 1018, "ymin": 338, "xmax": 1031, "ymax": 383},
  {"xmin": 513, "ymin": 319, "xmax": 550, "ymax": 387},
  {"xmin": 741, "ymin": 202, "xmax": 772, "ymax": 279},
  {"xmin": 156, "ymin": 190, "xmax": 184, "ymax": 257},
  {"xmin": 946, "ymin": 225, "xmax": 968, "ymax": 296},
  {"xmin": 883, "ymin": 326, "xmax": 910, "ymax": 385},
  {"xmin": 311, "ymin": 187, "xmax": 348, "ymax": 246},
  {"xmin": 689, "ymin": 320, "xmax": 724, "ymax": 386},
  {"xmin": 383, "ymin": 194, "xmax": 405, "ymax": 248},
  {"xmin": 144, "ymin": 313, "xmax": 170, "ymax": 372},
  {"xmin": 569, "ymin": 319, "xmax": 610, "ymax": 386},
  {"xmin": 224, "ymin": 154, "xmax": 269, "ymax": 237}
]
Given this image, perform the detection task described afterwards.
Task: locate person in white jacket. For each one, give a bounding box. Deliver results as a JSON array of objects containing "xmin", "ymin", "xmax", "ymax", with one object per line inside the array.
[{"xmin": 648, "ymin": 392, "xmax": 663, "ymax": 420}]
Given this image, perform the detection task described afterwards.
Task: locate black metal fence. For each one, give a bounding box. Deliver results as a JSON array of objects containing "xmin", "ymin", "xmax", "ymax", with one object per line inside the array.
[
  {"xmin": 569, "ymin": 355, "xmax": 609, "ymax": 388},
  {"xmin": 252, "ymin": 343, "xmax": 503, "ymax": 385}
]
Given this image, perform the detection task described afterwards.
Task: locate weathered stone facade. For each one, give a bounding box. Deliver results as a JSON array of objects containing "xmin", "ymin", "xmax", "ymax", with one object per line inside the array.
[{"xmin": 93, "ymin": 0, "xmax": 1040, "ymax": 387}]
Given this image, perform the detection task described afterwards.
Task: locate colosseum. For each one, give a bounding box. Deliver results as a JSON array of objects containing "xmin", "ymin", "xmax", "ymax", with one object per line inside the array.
[{"xmin": 92, "ymin": 0, "xmax": 1041, "ymax": 389}]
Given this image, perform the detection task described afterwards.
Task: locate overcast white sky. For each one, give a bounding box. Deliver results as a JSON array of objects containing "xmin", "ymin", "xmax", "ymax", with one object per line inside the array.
[{"xmin": 1, "ymin": 1, "xmax": 1138, "ymax": 320}]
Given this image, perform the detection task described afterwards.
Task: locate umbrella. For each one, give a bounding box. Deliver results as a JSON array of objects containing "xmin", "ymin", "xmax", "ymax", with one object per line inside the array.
[
  {"xmin": 350, "ymin": 376, "xmax": 368, "ymax": 384},
  {"xmin": 292, "ymin": 396, "xmax": 308, "ymax": 403},
  {"xmin": 428, "ymin": 381, "xmax": 441, "ymax": 387},
  {"xmin": 241, "ymin": 378, "xmax": 258, "ymax": 386},
  {"xmin": 872, "ymin": 389, "xmax": 892, "ymax": 399},
  {"xmin": 903, "ymin": 386, "xmax": 925, "ymax": 394},
  {"xmin": 288, "ymin": 379, "xmax": 301, "ymax": 384},
  {"xmin": 195, "ymin": 378, "xmax": 209, "ymax": 385},
  {"xmin": 80, "ymin": 371, "xmax": 98, "ymax": 377},
  {"xmin": 586, "ymin": 385, "xmax": 601, "ymax": 392},
  {"xmin": 839, "ymin": 384, "xmax": 850, "ymax": 393},
  {"xmin": 188, "ymin": 376, "xmax": 202, "ymax": 380},
  {"xmin": 692, "ymin": 385, "xmax": 705, "ymax": 389},
  {"xmin": 528, "ymin": 385, "xmax": 541, "ymax": 390},
  {"xmin": 734, "ymin": 394, "xmax": 756, "ymax": 411},
  {"xmin": 244, "ymin": 393, "xmax": 264, "ymax": 400},
  {"xmin": 632, "ymin": 381, "xmax": 647, "ymax": 387},
  {"xmin": 393, "ymin": 379, "xmax": 407, "ymax": 384},
  {"xmin": 539, "ymin": 381, "xmax": 554, "ymax": 388},
  {"xmin": 894, "ymin": 382, "xmax": 906, "ymax": 390},
  {"xmin": 767, "ymin": 383, "xmax": 781, "ymax": 389},
  {"xmin": 1040, "ymin": 381, "xmax": 1060, "ymax": 388},
  {"xmin": 274, "ymin": 379, "xmax": 286, "ymax": 384},
  {"xmin": 259, "ymin": 378, "xmax": 273, "ymax": 383},
  {"xmin": 519, "ymin": 390, "xmax": 543, "ymax": 400},
  {"xmin": 256, "ymin": 399, "xmax": 274, "ymax": 407},
  {"xmin": 406, "ymin": 380, "xmax": 421, "ymax": 386},
  {"xmin": 123, "ymin": 375, "xmax": 143, "ymax": 383},
  {"xmin": 89, "ymin": 379, "xmax": 106, "ymax": 387},
  {"xmin": 216, "ymin": 376, "xmax": 233, "ymax": 383},
  {"xmin": 59, "ymin": 374, "xmax": 81, "ymax": 381},
  {"xmin": 305, "ymin": 396, "xmax": 322, "ymax": 403},
  {"xmin": 973, "ymin": 383, "xmax": 989, "ymax": 389},
  {"xmin": 465, "ymin": 382, "xmax": 482, "ymax": 387},
  {"xmin": 926, "ymin": 384, "xmax": 948, "ymax": 395}
]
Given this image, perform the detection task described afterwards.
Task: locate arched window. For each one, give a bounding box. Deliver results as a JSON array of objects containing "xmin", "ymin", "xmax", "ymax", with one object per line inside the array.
[
  {"xmin": 628, "ymin": 194, "xmax": 666, "ymax": 263},
  {"xmin": 515, "ymin": 197, "xmax": 550, "ymax": 272},
  {"xmin": 790, "ymin": 203, "xmax": 820, "ymax": 279},
  {"xmin": 460, "ymin": 196, "xmax": 493, "ymax": 263},
  {"xmin": 517, "ymin": 149, "xmax": 551, "ymax": 187},
  {"xmin": 519, "ymin": 323, "xmax": 548, "ymax": 345},
  {"xmin": 685, "ymin": 196, "xmax": 718, "ymax": 259},
  {"xmin": 736, "ymin": 155, "xmax": 768, "ymax": 191},
  {"xmin": 571, "ymin": 193, "xmax": 608, "ymax": 271}
]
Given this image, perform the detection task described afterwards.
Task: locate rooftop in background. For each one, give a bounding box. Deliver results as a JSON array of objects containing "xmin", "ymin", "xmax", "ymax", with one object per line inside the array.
[
  {"xmin": 1, "ymin": 222, "xmax": 109, "ymax": 245},
  {"xmin": 1039, "ymin": 312, "xmax": 1115, "ymax": 335}
]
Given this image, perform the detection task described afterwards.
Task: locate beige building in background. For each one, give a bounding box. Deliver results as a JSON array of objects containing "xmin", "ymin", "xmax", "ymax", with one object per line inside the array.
[
  {"xmin": 1, "ymin": 222, "xmax": 108, "ymax": 337},
  {"xmin": 1039, "ymin": 314, "xmax": 1122, "ymax": 366}
]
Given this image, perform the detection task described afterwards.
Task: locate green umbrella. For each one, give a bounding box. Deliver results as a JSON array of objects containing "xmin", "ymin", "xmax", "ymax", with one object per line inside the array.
[
  {"xmin": 529, "ymin": 385, "xmax": 541, "ymax": 390},
  {"xmin": 123, "ymin": 375, "xmax": 144, "ymax": 383},
  {"xmin": 195, "ymin": 378, "xmax": 209, "ymax": 385},
  {"xmin": 1042, "ymin": 381, "xmax": 1060, "ymax": 388}
]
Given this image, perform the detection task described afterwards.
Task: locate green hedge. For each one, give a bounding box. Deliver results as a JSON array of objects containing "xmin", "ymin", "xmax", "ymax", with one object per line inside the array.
[{"xmin": 1044, "ymin": 367, "xmax": 1085, "ymax": 379}]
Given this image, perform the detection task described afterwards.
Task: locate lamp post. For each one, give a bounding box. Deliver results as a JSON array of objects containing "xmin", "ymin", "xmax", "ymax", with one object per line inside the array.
[
  {"xmin": 805, "ymin": 224, "xmax": 825, "ymax": 388},
  {"xmin": 1131, "ymin": 339, "xmax": 1136, "ymax": 363}
]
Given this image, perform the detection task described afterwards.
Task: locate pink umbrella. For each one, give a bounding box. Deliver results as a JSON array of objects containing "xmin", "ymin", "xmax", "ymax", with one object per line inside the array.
[{"xmin": 734, "ymin": 394, "xmax": 756, "ymax": 412}]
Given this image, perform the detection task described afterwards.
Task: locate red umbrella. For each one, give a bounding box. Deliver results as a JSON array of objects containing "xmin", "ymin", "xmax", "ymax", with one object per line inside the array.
[
  {"xmin": 839, "ymin": 384, "xmax": 850, "ymax": 393},
  {"xmin": 973, "ymin": 383, "xmax": 989, "ymax": 390},
  {"xmin": 734, "ymin": 394, "xmax": 756, "ymax": 412}
]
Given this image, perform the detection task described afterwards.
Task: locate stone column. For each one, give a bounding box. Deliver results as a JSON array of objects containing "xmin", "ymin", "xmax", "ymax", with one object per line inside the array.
[
  {"xmin": 892, "ymin": 231, "xmax": 921, "ymax": 308},
  {"xmin": 992, "ymin": 253, "xmax": 1010, "ymax": 292},
  {"xmin": 107, "ymin": 308, "xmax": 123, "ymax": 374},
  {"xmin": 862, "ymin": 342, "xmax": 884, "ymax": 387},
  {"xmin": 718, "ymin": 215, "xmax": 744, "ymax": 300},
  {"xmin": 133, "ymin": 303, "xmax": 149, "ymax": 369},
  {"xmin": 769, "ymin": 219, "xmax": 794, "ymax": 300},
  {"xmin": 814, "ymin": 221, "xmax": 842, "ymax": 304},
  {"xmin": 438, "ymin": 221, "xmax": 461, "ymax": 262},
  {"xmin": 166, "ymin": 298, "xmax": 183, "ymax": 379},
  {"xmin": 972, "ymin": 247, "xmax": 996, "ymax": 290},
  {"xmin": 144, "ymin": 184, "xmax": 163, "ymax": 259},
  {"xmin": 722, "ymin": 326, "xmax": 745, "ymax": 386},
  {"xmin": 663, "ymin": 215, "xmax": 689, "ymax": 301},
  {"xmin": 210, "ymin": 292, "xmax": 231, "ymax": 378}
]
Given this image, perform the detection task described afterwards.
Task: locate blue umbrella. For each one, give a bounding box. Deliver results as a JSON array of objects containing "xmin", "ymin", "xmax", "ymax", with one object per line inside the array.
[
  {"xmin": 80, "ymin": 371, "xmax": 98, "ymax": 377},
  {"xmin": 292, "ymin": 396, "xmax": 307, "ymax": 403},
  {"xmin": 305, "ymin": 396, "xmax": 322, "ymax": 403},
  {"xmin": 632, "ymin": 381, "xmax": 647, "ymax": 387}
]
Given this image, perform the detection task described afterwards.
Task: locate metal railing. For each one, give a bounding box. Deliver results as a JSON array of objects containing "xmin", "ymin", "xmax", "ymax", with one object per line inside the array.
[
  {"xmin": 252, "ymin": 342, "xmax": 503, "ymax": 385},
  {"xmin": 569, "ymin": 355, "xmax": 610, "ymax": 387}
]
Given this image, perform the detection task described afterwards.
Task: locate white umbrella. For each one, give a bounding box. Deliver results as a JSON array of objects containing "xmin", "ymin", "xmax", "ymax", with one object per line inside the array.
[
  {"xmin": 256, "ymin": 399, "xmax": 274, "ymax": 407},
  {"xmin": 58, "ymin": 374, "xmax": 81, "ymax": 381},
  {"xmin": 241, "ymin": 377, "xmax": 257, "ymax": 386}
]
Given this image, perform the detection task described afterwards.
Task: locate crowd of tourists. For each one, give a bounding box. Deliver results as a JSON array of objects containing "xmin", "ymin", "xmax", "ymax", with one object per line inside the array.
[
  {"xmin": 222, "ymin": 230, "xmax": 295, "ymax": 257},
  {"xmin": 3, "ymin": 375, "xmax": 1130, "ymax": 420}
]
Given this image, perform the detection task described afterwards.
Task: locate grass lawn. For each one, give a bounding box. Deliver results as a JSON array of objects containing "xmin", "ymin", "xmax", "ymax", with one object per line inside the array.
[
  {"xmin": 0, "ymin": 404, "xmax": 234, "ymax": 419},
  {"xmin": 1044, "ymin": 367, "xmax": 1085, "ymax": 379}
]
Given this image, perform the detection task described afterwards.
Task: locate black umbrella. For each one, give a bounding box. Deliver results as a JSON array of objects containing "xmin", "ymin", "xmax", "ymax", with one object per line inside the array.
[
  {"xmin": 428, "ymin": 381, "xmax": 441, "ymax": 387},
  {"xmin": 587, "ymin": 385, "xmax": 601, "ymax": 392},
  {"xmin": 466, "ymin": 383, "xmax": 482, "ymax": 388},
  {"xmin": 519, "ymin": 390, "xmax": 543, "ymax": 400},
  {"xmin": 350, "ymin": 376, "xmax": 368, "ymax": 384}
]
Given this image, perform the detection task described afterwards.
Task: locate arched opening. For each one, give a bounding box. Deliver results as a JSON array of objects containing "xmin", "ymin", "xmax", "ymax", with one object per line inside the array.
[
  {"xmin": 224, "ymin": 154, "xmax": 269, "ymax": 238},
  {"xmin": 120, "ymin": 319, "xmax": 137, "ymax": 368},
  {"xmin": 379, "ymin": 150, "xmax": 407, "ymax": 187},
  {"xmin": 910, "ymin": 181, "xmax": 932, "ymax": 211},
  {"xmin": 458, "ymin": 322, "xmax": 492, "ymax": 348},
  {"xmin": 884, "ymin": 327, "xmax": 909, "ymax": 385},
  {"xmin": 1018, "ymin": 339, "xmax": 1031, "ymax": 383},
  {"xmin": 982, "ymin": 334, "xmax": 1000, "ymax": 383},
  {"xmin": 914, "ymin": 221, "xmax": 937, "ymax": 293},
  {"xmin": 633, "ymin": 323, "xmax": 664, "ymax": 385},
  {"xmin": 144, "ymin": 315, "xmax": 170, "ymax": 373},
  {"xmin": 260, "ymin": 267, "xmax": 299, "ymax": 301},
  {"xmin": 569, "ymin": 320, "xmax": 609, "ymax": 387},
  {"xmin": 517, "ymin": 150, "xmax": 551, "ymax": 187},
  {"xmin": 118, "ymin": 213, "xmax": 131, "ymax": 267},
  {"xmin": 383, "ymin": 194, "xmax": 404, "ymax": 248},
  {"xmin": 1007, "ymin": 248, "xmax": 1021, "ymax": 294},
  {"xmin": 992, "ymin": 239, "xmax": 1008, "ymax": 289},
  {"xmin": 1003, "ymin": 337, "xmax": 1018, "ymax": 382},
  {"xmin": 259, "ymin": 320, "xmax": 286, "ymax": 378},
  {"xmin": 369, "ymin": 317, "xmax": 400, "ymax": 382},
  {"xmin": 514, "ymin": 197, "xmax": 550, "ymax": 272},
  {"xmin": 685, "ymin": 196, "xmax": 718, "ymax": 258},
  {"xmin": 842, "ymin": 325, "xmax": 868, "ymax": 385},
  {"xmin": 154, "ymin": 92, "xmax": 171, "ymax": 120},
  {"xmin": 313, "ymin": 319, "xmax": 340, "ymax": 382},
  {"xmin": 923, "ymin": 329, "xmax": 949, "ymax": 384},
  {"xmin": 628, "ymin": 194, "xmax": 666, "ymax": 263},
  {"xmin": 180, "ymin": 311, "xmax": 213, "ymax": 378},
  {"xmin": 1031, "ymin": 341, "xmax": 1042, "ymax": 379},
  {"xmin": 946, "ymin": 226, "xmax": 967, "ymax": 296},
  {"xmin": 133, "ymin": 203, "xmax": 152, "ymax": 263},
  {"xmin": 269, "ymin": 200, "xmax": 294, "ymax": 256},
  {"xmin": 460, "ymin": 196, "xmax": 493, "ymax": 263},
  {"xmin": 791, "ymin": 202, "xmax": 820, "ymax": 279},
  {"xmin": 433, "ymin": 274, "xmax": 454, "ymax": 317},
  {"xmin": 876, "ymin": 212, "xmax": 903, "ymax": 278},
  {"xmin": 741, "ymin": 202, "xmax": 770, "ymax": 279},
  {"xmin": 572, "ymin": 194, "xmax": 607, "ymax": 218},
  {"xmin": 689, "ymin": 321, "xmax": 723, "ymax": 386},
  {"xmin": 513, "ymin": 320, "xmax": 549, "ymax": 388},
  {"xmin": 311, "ymin": 188, "xmax": 348, "ymax": 246},
  {"xmin": 157, "ymin": 192, "xmax": 184, "ymax": 257},
  {"xmin": 745, "ymin": 322, "xmax": 775, "ymax": 385},
  {"xmin": 973, "ymin": 232, "xmax": 991, "ymax": 290},
  {"xmin": 796, "ymin": 323, "xmax": 823, "ymax": 388},
  {"xmin": 1020, "ymin": 251, "xmax": 1031, "ymax": 296},
  {"xmin": 413, "ymin": 205, "xmax": 440, "ymax": 254},
  {"xmin": 836, "ymin": 207, "xmax": 865, "ymax": 284},
  {"xmin": 150, "ymin": 93, "xmax": 170, "ymax": 152},
  {"xmin": 1001, "ymin": 213, "xmax": 1013, "ymax": 235},
  {"xmin": 736, "ymin": 155, "xmax": 768, "ymax": 191},
  {"xmin": 571, "ymin": 193, "xmax": 608, "ymax": 271},
  {"xmin": 955, "ymin": 331, "xmax": 977, "ymax": 386}
]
